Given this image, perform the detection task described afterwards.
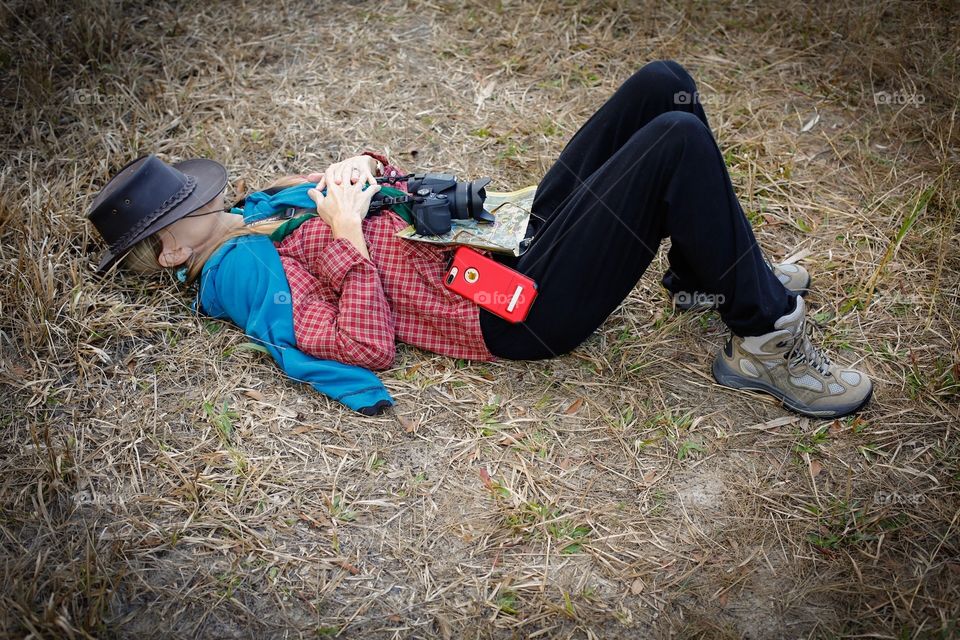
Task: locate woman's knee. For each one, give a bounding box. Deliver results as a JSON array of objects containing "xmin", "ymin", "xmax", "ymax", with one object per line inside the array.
[
  {"xmin": 621, "ymin": 111, "xmax": 716, "ymax": 168},
  {"xmin": 644, "ymin": 111, "xmax": 712, "ymax": 142},
  {"xmin": 622, "ymin": 60, "xmax": 698, "ymax": 106}
]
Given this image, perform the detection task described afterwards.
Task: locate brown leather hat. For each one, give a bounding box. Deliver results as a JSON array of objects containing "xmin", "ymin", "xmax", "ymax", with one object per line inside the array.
[{"xmin": 87, "ymin": 155, "xmax": 228, "ymax": 274}]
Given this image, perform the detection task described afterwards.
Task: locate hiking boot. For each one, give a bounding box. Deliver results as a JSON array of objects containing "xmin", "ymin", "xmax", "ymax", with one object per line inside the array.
[
  {"xmin": 669, "ymin": 260, "xmax": 811, "ymax": 311},
  {"xmin": 712, "ymin": 296, "xmax": 872, "ymax": 418}
]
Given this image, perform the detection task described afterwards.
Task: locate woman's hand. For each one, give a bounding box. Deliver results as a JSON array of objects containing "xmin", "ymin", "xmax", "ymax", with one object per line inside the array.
[
  {"xmin": 307, "ymin": 167, "xmax": 381, "ymax": 259},
  {"xmin": 305, "ymin": 155, "xmax": 379, "ymax": 191}
]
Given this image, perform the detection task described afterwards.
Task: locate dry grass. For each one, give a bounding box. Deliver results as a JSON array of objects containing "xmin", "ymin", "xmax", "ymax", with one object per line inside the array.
[{"xmin": 2, "ymin": 0, "xmax": 959, "ymax": 637}]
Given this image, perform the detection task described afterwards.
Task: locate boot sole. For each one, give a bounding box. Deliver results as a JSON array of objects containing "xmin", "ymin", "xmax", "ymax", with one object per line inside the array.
[
  {"xmin": 672, "ymin": 274, "xmax": 812, "ymax": 312},
  {"xmin": 712, "ymin": 355, "xmax": 872, "ymax": 419}
]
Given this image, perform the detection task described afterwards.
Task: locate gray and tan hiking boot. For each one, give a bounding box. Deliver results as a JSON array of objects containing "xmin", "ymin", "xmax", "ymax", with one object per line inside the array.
[
  {"xmin": 670, "ymin": 260, "xmax": 811, "ymax": 311},
  {"xmin": 712, "ymin": 296, "xmax": 872, "ymax": 418}
]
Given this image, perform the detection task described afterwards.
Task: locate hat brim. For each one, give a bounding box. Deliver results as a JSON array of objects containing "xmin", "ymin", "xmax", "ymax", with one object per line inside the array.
[{"xmin": 95, "ymin": 158, "xmax": 228, "ymax": 274}]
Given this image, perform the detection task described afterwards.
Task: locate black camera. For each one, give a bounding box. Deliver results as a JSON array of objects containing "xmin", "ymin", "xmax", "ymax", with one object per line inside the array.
[{"xmin": 369, "ymin": 172, "xmax": 495, "ymax": 236}]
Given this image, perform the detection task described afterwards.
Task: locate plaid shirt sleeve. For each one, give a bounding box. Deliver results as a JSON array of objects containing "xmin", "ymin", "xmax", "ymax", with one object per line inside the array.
[{"xmin": 280, "ymin": 224, "xmax": 397, "ymax": 371}]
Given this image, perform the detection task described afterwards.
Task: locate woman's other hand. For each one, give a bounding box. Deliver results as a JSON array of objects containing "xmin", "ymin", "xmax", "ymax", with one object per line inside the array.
[{"xmin": 305, "ymin": 155, "xmax": 379, "ymax": 191}]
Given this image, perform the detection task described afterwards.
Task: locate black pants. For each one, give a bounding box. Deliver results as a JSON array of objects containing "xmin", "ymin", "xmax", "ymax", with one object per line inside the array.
[{"xmin": 479, "ymin": 60, "xmax": 795, "ymax": 360}]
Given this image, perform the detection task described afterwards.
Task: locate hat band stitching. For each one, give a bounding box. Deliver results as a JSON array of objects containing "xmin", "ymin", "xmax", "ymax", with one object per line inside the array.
[{"xmin": 111, "ymin": 175, "xmax": 197, "ymax": 251}]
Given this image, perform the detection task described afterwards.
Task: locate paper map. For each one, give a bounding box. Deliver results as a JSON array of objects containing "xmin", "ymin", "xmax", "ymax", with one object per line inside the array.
[{"xmin": 396, "ymin": 185, "xmax": 536, "ymax": 256}]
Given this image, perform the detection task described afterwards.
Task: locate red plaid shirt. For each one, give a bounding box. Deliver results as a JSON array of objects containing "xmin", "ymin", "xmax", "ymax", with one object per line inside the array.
[{"xmin": 274, "ymin": 152, "xmax": 496, "ymax": 370}]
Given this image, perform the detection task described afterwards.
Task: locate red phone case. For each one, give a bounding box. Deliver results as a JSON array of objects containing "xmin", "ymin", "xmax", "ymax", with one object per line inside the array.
[{"xmin": 443, "ymin": 247, "xmax": 538, "ymax": 323}]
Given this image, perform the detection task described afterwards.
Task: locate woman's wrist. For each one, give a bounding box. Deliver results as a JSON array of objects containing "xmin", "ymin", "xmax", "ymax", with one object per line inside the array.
[
  {"xmin": 331, "ymin": 219, "xmax": 370, "ymax": 259},
  {"xmin": 331, "ymin": 216, "xmax": 362, "ymax": 236}
]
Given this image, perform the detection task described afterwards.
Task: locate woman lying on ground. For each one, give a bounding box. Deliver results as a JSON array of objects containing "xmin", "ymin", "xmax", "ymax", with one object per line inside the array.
[{"xmin": 87, "ymin": 60, "xmax": 872, "ymax": 418}]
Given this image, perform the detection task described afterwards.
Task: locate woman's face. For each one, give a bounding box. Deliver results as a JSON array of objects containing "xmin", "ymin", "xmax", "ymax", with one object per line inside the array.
[{"xmin": 156, "ymin": 190, "xmax": 227, "ymax": 268}]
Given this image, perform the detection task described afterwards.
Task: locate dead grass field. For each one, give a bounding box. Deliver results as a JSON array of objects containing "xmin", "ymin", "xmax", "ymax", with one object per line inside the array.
[{"xmin": 2, "ymin": 0, "xmax": 959, "ymax": 638}]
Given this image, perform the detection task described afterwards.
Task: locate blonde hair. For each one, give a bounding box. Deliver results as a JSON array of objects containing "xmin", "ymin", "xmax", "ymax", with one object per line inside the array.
[{"xmin": 122, "ymin": 174, "xmax": 309, "ymax": 283}]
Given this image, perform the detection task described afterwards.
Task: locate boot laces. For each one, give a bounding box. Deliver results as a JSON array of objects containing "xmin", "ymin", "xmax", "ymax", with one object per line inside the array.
[{"xmin": 785, "ymin": 315, "xmax": 832, "ymax": 376}]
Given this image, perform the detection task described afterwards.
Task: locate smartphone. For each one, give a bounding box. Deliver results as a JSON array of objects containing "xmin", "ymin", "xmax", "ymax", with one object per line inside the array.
[{"xmin": 443, "ymin": 246, "xmax": 538, "ymax": 323}]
